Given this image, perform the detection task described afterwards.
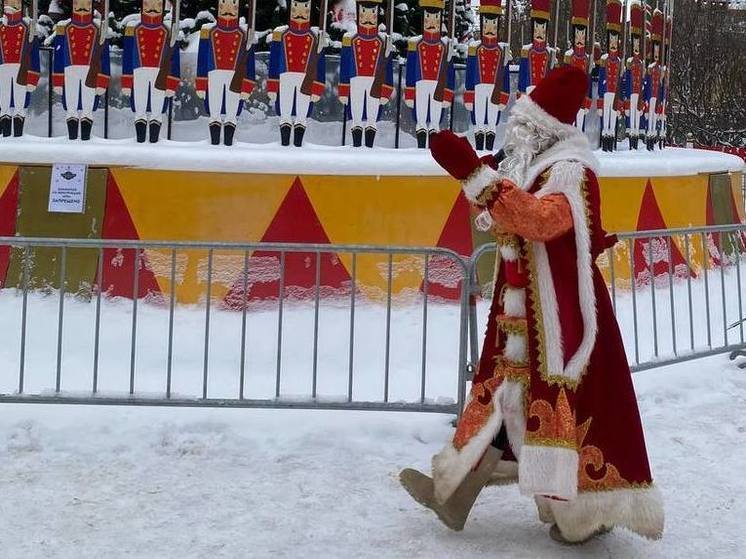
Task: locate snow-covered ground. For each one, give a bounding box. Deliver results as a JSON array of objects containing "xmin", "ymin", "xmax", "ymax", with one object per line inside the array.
[{"xmin": 1, "ymin": 353, "xmax": 745, "ymax": 557}]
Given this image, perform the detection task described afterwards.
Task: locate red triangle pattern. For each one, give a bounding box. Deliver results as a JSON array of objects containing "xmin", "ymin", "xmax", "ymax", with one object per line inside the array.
[
  {"xmin": 420, "ymin": 191, "xmax": 472, "ymax": 301},
  {"xmin": 633, "ymin": 179, "xmax": 693, "ymax": 286},
  {"xmin": 98, "ymin": 172, "xmax": 163, "ymax": 300},
  {"xmin": 0, "ymin": 170, "xmax": 19, "ymax": 288},
  {"xmin": 223, "ymin": 178, "xmax": 351, "ymax": 308}
]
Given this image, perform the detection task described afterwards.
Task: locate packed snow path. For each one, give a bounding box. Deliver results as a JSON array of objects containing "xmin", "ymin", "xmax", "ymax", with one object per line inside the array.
[{"xmin": 1, "ymin": 354, "xmax": 744, "ymax": 557}]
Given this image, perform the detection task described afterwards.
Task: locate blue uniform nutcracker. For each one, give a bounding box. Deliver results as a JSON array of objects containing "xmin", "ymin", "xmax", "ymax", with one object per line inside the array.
[
  {"xmin": 0, "ymin": 0, "xmax": 40, "ymax": 137},
  {"xmin": 122, "ymin": 0, "xmax": 181, "ymax": 143},
  {"xmin": 339, "ymin": 0, "xmax": 394, "ymax": 148},
  {"xmin": 622, "ymin": 0, "xmax": 645, "ymax": 150},
  {"xmin": 52, "ymin": 0, "xmax": 110, "ymax": 141},
  {"xmin": 642, "ymin": 8, "xmax": 663, "ymax": 151},
  {"xmin": 268, "ymin": 0, "xmax": 327, "ymax": 147},
  {"xmin": 405, "ymin": 0, "xmax": 456, "ymax": 149},
  {"xmin": 196, "ymin": 0, "xmax": 256, "ymax": 146},
  {"xmin": 518, "ymin": 0, "xmax": 557, "ymax": 97},
  {"xmin": 464, "ymin": 0, "xmax": 510, "ymax": 152}
]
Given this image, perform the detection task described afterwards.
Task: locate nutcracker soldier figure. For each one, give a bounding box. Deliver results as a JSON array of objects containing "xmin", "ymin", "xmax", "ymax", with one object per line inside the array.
[
  {"xmin": 464, "ymin": 0, "xmax": 511, "ymax": 152},
  {"xmin": 0, "ymin": 0, "xmax": 40, "ymax": 137},
  {"xmin": 563, "ymin": 0, "xmax": 592, "ymax": 129},
  {"xmin": 122, "ymin": 0, "xmax": 181, "ymax": 143},
  {"xmin": 658, "ymin": 10, "xmax": 671, "ymax": 150},
  {"xmin": 338, "ymin": 0, "xmax": 394, "ymax": 148},
  {"xmin": 622, "ymin": 0, "xmax": 644, "ymax": 149},
  {"xmin": 518, "ymin": 0, "xmax": 556, "ymax": 97},
  {"xmin": 597, "ymin": 0, "xmax": 623, "ymax": 151},
  {"xmin": 52, "ymin": 0, "xmax": 110, "ymax": 141},
  {"xmin": 196, "ymin": 0, "xmax": 256, "ymax": 146},
  {"xmin": 404, "ymin": 0, "xmax": 456, "ymax": 149},
  {"xmin": 268, "ymin": 0, "xmax": 327, "ymax": 147},
  {"xmin": 642, "ymin": 7, "xmax": 663, "ymax": 151}
]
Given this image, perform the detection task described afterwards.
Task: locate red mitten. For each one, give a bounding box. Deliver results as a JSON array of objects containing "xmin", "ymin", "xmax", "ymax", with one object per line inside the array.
[{"xmin": 430, "ymin": 131, "xmax": 500, "ymax": 205}]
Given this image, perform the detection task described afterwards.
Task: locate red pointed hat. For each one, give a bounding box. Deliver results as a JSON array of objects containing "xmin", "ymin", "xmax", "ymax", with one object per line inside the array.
[{"xmin": 529, "ymin": 65, "xmax": 589, "ymax": 125}]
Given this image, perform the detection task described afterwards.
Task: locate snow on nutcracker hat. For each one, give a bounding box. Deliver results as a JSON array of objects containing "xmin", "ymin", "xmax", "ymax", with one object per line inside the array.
[
  {"xmin": 527, "ymin": 65, "xmax": 590, "ymax": 126},
  {"xmin": 480, "ymin": 0, "xmax": 504, "ymax": 16},
  {"xmin": 651, "ymin": 8, "xmax": 664, "ymax": 41}
]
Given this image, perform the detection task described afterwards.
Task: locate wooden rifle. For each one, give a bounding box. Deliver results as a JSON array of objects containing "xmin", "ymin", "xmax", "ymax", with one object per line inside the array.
[
  {"xmin": 16, "ymin": 0, "xmax": 38, "ymax": 87},
  {"xmin": 490, "ymin": 0, "xmax": 511, "ymax": 105},
  {"xmin": 85, "ymin": 0, "xmax": 109, "ymax": 90},
  {"xmin": 300, "ymin": 0, "xmax": 328, "ymax": 97},
  {"xmin": 229, "ymin": 0, "xmax": 255, "ymax": 94},
  {"xmin": 370, "ymin": 0, "xmax": 394, "ymax": 99},
  {"xmin": 433, "ymin": 0, "xmax": 456, "ymax": 103},
  {"xmin": 155, "ymin": 0, "xmax": 181, "ymax": 92},
  {"xmin": 613, "ymin": 0, "xmax": 629, "ymax": 112}
]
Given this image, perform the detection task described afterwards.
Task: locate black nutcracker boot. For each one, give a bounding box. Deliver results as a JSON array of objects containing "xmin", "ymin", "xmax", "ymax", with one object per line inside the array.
[
  {"xmin": 149, "ymin": 120, "xmax": 162, "ymax": 143},
  {"xmin": 209, "ymin": 121, "xmax": 222, "ymax": 145},
  {"xmin": 416, "ymin": 129, "xmax": 427, "ymax": 149},
  {"xmin": 280, "ymin": 123, "xmax": 292, "ymax": 146},
  {"xmin": 293, "ymin": 124, "xmax": 306, "ymax": 147},
  {"xmin": 351, "ymin": 126, "xmax": 363, "ymax": 147},
  {"xmin": 0, "ymin": 115, "xmax": 10, "ymax": 137},
  {"xmin": 135, "ymin": 119, "xmax": 147, "ymax": 143},
  {"xmin": 66, "ymin": 117, "xmax": 79, "ymax": 140},
  {"xmin": 474, "ymin": 131, "xmax": 484, "ymax": 151},
  {"xmin": 223, "ymin": 122, "xmax": 236, "ymax": 146},
  {"xmin": 364, "ymin": 126, "xmax": 376, "ymax": 148},
  {"xmin": 80, "ymin": 117, "xmax": 93, "ymax": 141},
  {"xmin": 485, "ymin": 131, "xmax": 496, "ymax": 151},
  {"xmin": 12, "ymin": 115, "xmax": 24, "ymax": 137}
]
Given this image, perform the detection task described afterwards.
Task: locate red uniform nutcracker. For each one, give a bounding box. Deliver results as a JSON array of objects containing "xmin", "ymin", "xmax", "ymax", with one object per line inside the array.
[
  {"xmin": 643, "ymin": 8, "xmax": 663, "ymax": 151},
  {"xmin": 518, "ymin": 0, "xmax": 557, "ymax": 96},
  {"xmin": 597, "ymin": 0, "xmax": 623, "ymax": 151},
  {"xmin": 563, "ymin": 0, "xmax": 592, "ymax": 129},
  {"xmin": 622, "ymin": 0, "xmax": 645, "ymax": 149}
]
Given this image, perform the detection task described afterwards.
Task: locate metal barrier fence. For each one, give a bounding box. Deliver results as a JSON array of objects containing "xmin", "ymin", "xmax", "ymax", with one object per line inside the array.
[
  {"xmin": 1, "ymin": 224, "xmax": 744, "ymax": 413},
  {"xmin": 0, "ymin": 237, "xmax": 469, "ymax": 414}
]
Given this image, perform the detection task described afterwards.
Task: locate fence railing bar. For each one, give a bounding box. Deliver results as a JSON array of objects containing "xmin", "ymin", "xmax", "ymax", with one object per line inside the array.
[
  {"xmin": 93, "ymin": 246, "xmax": 103, "ymax": 393},
  {"xmin": 420, "ymin": 254, "xmax": 429, "ymax": 404},
  {"xmin": 129, "ymin": 247, "xmax": 140, "ymax": 395},
  {"xmin": 628, "ymin": 238, "xmax": 640, "ymax": 364},
  {"xmin": 737, "ymin": 245, "xmax": 744, "ymax": 343},
  {"xmin": 166, "ymin": 249, "xmax": 176, "ymax": 399},
  {"xmin": 202, "ymin": 249, "xmax": 213, "ymax": 400},
  {"xmin": 55, "ymin": 246, "xmax": 67, "ymax": 393},
  {"xmin": 719, "ymin": 233, "xmax": 728, "ymax": 347},
  {"xmin": 701, "ymin": 233, "xmax": 712, "ymax": 348},
  {"xmin": 384, "ymin": 253, "xmax": 393, "ymax": 403},
  {"xmin": 18, "ymin": 246, "xmax": 30, "ymax": 394},
  {"xmin": 275, "ymin": 251, "xmax": 285, "ymax": 399},
  {"xmin": 312, "ymin": 250, "xmax": 321, "ymax": 400},
  {"xmin": 685, "ymin": 233, "xmax": 695, "ymax": 351},
  {"xmin": 648, "ymin": 238, "xmax": 659, "ymax": 358},
  {"xmin": 239, "ymin": 249, "xmax": 249, "ymax": 400},
  {"xmin": 347, "ymin": 252, "xmax": 357, "ymax": 403},
  {"xmin": 667, "ymin": 237, "xmax": 677, "ymax": 356}
]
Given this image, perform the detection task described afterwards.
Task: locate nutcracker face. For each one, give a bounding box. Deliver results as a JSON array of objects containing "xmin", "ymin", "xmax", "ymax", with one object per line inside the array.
[
  {"xmin": 573, "ymin": 25, "xmax": 586, "ymax": 50},
  {"xmin": 357, "ymin": 3, "xmax": 378, "ymax": 30},
  {"xmin": 423, "ymin": 8, "xmax": 442, "ymax": 34},
  {"xmin": 481, "ymin": 15, "xmax": 498, "ymax": 39},
  {"xmin": 142, "ymin": 0, "xmax": 164, "ymax": 16},
  {"xmin": 2, "ymin": 0, "xmax": 22, "ymax": 16},
  {"xmin": 632, "ymin": 35, "xmax": 640, "ymax": 57},
  {"xmin": 73, "ymin": 0, "xmax": 93, "ymax": 16},
  {"xmin": 290, "ymin": 0, "xmax": 312, "ymax": 25},
  {"xmin": 532, "ymin": 19, "xmax": 547, "ymax": 44},
  {"xmin": 608, "ymin": 30, "xmax": 619, "ymax": 54},
  {"xmin": 652, "ymin": 41, "xmax": 660, "ymax": 62},
  {"xmin": 218, "ymin": 0, "xmax": 239, "ymax": 20}
]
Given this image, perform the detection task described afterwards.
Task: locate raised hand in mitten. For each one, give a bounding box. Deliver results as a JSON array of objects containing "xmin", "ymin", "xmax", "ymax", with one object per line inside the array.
[{"xmin": 429, "ymin": 130, "xmax": 501, "ymax": 207}]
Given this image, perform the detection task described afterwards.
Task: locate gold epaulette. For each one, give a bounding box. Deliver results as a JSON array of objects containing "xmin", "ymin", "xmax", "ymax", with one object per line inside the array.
[
  {"xmin": 468, "ymin": 44, "xmax": 477, "ymax": 56},
  {"xmin": 125, "ymin": 26, "xmax": 135, "ymax": 37},
  {"xmin": 408, "ymin": 38, "xmax": 418, "ymax": 51},
  {"xmin": 55, "ymin": 23, "xmax": 65, "ymax": 35},
  {"xmin": 200, "ymin": 27, "xmax": 210, "ymax": 39},
  {"xmin": 273, "ymin": 29, "xmax": 284, "ymax": 41},
  {"xmin": 342, "ymin": 35, "xmax": 352, "ymax": 47}
]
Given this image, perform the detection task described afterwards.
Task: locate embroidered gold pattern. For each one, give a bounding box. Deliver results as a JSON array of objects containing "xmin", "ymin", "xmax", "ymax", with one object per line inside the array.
[
  {"xmin": 576, "ymin": 417, "xmax": 634, "ymax": 492},
  {"xmin": 524, "ymin": 388, "xmax": 576, "ymax": 449},
  {"xmin": 453, "ymin": 374, "xmax": 504, "ymax": 450},
  {"xmin": 497, "ymin": 314, "xmax": 528, "ymax": 336}
]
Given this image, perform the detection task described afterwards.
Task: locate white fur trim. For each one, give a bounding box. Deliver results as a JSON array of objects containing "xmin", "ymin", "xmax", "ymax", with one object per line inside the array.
[
  {"xmin": 498, "ymin": 243, "xmax": 519, "ymax": 261},
  {"xmin": 531, "ymin": 160, "xmax": 597, "ymax": 381},
  {"xmin": 503, "ymin": 333, "xmax": 527, "ymax": 364},
  {"xmin": 518, "ymin": 445, "xmax": 579, "ymax": 500},
  {"xmin": 549, "ymin": 485, "xmax": 665, "ymax": 541},
  {"xmin": 502, "ymin": 287, "xmax": 526, "ymax": 318},
  {"xmin": 522, "ymin": 134, "xmax": 600, "ymax": 191},
  {"xmin": 432, "ymin": 385, "xmax": 505, "ymax": 504},
  {"xmin": 462, "ymin": 164, "xmax": 501, "ymax": 203},
  {"xmin": 500, "ymin": 380, "xmax": 526, "ymax": 458}
]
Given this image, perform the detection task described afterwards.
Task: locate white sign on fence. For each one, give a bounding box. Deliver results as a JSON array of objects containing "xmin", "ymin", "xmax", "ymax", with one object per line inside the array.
[{"xmin": 48, "ymin": 164, "xmax": 88, "ymax": 214}]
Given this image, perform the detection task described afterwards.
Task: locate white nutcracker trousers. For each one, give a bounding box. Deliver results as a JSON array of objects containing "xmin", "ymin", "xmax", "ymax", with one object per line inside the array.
[
  {"xmin": 64, "ymin": 65, "xmax": 97, "ymax": 120},
  {"xmin": 207, "ymin": 69, "xmax": 242, "ymax": 125},
  {"xmin": 133, "ymin": 66, "xmax": 167, "ymax": 123},
  {"xmin": 0, "ymin": 63, "xmax": 26, "ymax": 117},
  {"xmin": 646, "ymin": 97, "xmax": 658, "ymax": 137},
  {"xmin": 415, "ymin": 79, "xmax": 443, "ymax": 133},
  {"xmin": 627, "ymin": 93, "xmax": 642, "ymax": 136},
  {"xmin": 473, "ymin": 83, "xmax": 501, "ymax": 132},
  {"xmin": 349, "ymin": 75, "xmax": 380, "ymax": 130},
  {"xmin": 601, "ymin": 92, "xmax": 617, "ymax": 137},
  {"xmin": 279, "ymin": 71, "xmax": 311, "ymax": 127}
]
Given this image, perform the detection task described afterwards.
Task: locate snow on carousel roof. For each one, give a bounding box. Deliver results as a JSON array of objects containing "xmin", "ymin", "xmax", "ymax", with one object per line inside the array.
[{"xmin": 0, "ymin": 136, "xmax": 743, "ymax": 178}]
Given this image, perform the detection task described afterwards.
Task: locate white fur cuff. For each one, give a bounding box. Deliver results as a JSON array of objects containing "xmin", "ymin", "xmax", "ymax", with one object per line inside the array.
[
  {"xmin": 519, "ymin": 445, "xmax": 579, "ymax": 500},
  {"xmin": 462, "ymin": 164, "xmax": 501, "ymax": 203}
]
